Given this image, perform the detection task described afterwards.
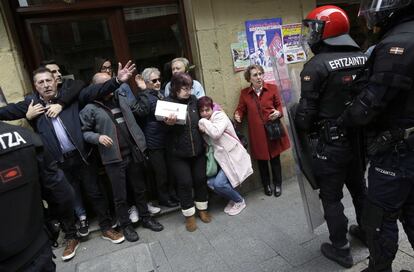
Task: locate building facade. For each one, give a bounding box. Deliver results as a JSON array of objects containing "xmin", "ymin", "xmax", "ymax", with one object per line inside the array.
[{"xmin": 0, "ymin": 0, "xmax": 365, "ymax": 183}]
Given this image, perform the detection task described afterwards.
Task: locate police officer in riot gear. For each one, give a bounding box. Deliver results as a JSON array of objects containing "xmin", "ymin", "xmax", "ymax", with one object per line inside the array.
[
  {"xmin": 338, "ymin": 0, "xmax": 414, "ymax": 271},
  {"xmin": 0, "ymin": 121, "xmax": 56, "ymax": 272},
  {"xmin": 295, "ymin": 5, "xmax": 367, "ymax": 268}
]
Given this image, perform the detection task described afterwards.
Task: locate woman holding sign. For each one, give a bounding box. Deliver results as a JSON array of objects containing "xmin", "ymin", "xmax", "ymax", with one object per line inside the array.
[{"xmin": 164, "ymin": 72, "xmax": 211, "ymax": 232}]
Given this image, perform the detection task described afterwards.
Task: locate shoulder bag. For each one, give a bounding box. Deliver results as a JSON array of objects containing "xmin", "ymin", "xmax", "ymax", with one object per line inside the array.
[{"xmin": 253, "ymin": 93, "xmax": 285, "ymax": 141}]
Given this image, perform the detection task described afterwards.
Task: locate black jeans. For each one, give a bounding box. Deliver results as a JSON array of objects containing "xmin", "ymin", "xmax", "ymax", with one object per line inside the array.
[
  {"xmin": 148, "ymin": 148, "xmax": 173, "ymax": 203},
  {"xmin": 41, "ymin": 164, "xmax": 77, "ymax": 240},
  {"xmin": 105, "ymin": 155, "xmax": 150, "ymax": 228},
  {"xmin": 169, "ymin": 154, "xmax": 208, "ymax": 210},
  {"xmin": 59, "ymin": 153, "xmax": 112, "ymax": 232},
  {"xmin": 257, "ymin": 155, "xmax": 282, "ymax": 187},
  {"xmin": 313, "ymin": 140, "xmax": 366, "ymax": 247}
]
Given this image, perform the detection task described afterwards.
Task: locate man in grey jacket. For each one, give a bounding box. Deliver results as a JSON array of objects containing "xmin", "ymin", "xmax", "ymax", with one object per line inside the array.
[{"xmin": 79, "ymin": 73, "xmax": 164, "ymax": 242}]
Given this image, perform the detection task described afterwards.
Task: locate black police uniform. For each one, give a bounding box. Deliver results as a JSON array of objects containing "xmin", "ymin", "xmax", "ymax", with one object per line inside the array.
[
  {"xmin": 295, "ymin": 45, "xmax": 368, "ymax": 249},
  {"xmin": 340, "ymin": 17, "xmax": 414, "ymax": 272},
  {"xmin": 0, "ymin": 121, "xmax": 55, "ymax": 272}
]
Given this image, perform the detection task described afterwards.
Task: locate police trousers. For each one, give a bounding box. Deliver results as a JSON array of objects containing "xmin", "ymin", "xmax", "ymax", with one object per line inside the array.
[
  {"xmin": 312, "ymin": 140, "xmax": 366, "ymax": 247},
  {"xmin": 364, "ymin": 148, "xmax": 414, "ymax": 271}
]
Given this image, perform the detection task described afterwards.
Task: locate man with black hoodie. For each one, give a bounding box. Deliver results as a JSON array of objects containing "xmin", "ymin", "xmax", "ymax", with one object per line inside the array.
[{"xmin": 294, "ymin": 5, "xmax": 367, "ymax": 268}]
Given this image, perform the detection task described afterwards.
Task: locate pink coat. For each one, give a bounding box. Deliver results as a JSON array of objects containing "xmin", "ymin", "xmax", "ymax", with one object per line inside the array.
[{"xmin": 199, "ymin": 111, "xmax": 253, "ymax": 188}]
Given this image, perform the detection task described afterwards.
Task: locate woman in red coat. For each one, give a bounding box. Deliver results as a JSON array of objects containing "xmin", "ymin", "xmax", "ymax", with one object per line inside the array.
[{"xmin": 234, "ymin": 64, "xmax": 290, "ymax": 197}]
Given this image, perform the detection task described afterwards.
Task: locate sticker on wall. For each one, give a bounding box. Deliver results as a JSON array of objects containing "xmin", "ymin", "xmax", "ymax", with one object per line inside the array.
[
  {"xmin": 231, "ymin": 42, "xmax": 250, "ymax": 72},
  {"xmin": 245, "ymin": 18, "xmax": 284, "ymax": 84},
  {"xmin": 281, "ymin": 24, "xmax": 307, "ymax": 64}
]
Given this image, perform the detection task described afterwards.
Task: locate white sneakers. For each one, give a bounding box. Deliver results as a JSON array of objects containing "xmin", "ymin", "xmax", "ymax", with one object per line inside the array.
[
  {"xmin": 225, "ymin": 199, "xmax": 246, "ymax": 216},
  {"xmin": 147, "ymin": 202, "xmax": 161, "ymax": 214},
  {"xmin": 224, "ymin": 201, "xmax": 235, "ymax": 213},
  {"xmin": 128, "ymin": 205, "xmax": 139, "ymax": 223},
  {"xmin": 128, "ymin": 203, "xmax": 160, "ymax": 222}
]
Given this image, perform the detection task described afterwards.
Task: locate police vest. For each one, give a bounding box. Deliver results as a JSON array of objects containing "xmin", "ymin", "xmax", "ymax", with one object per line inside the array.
[
  {"xmin": 318, "ymin": 51, "xmax": 367, "ymax": 120},
  {"xmin": 367, "ymin": 20, "xmax": 414, "ymax": 130},
  {"xmin": 0, "ymin": 122, "xmax": 45, "ymax": 269}
]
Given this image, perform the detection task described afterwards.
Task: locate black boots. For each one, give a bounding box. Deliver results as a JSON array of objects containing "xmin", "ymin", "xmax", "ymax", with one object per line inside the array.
[
  {"xmin": 264, "ymin": 185, "xmax": 272, "ymax": 196},
  {"xmin": 320, "ymin": 243, "xmax": 353, "ymax": 268},
  {"xmin": 349, "ymin": 224, "xmax": 367, "ymax": 246},
  {"xmin": 122, "ymin": 225, "xmax": 139, "ymax": 242},
  {"xmin": 274, "ymin": 185, "xmax": 282, "ymax": 197}
]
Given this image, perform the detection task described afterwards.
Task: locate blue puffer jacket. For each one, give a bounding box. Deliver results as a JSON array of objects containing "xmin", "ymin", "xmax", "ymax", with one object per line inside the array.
[{"xmin": 142, "ymin": 89, "xmax": 169, "ymax": 149}]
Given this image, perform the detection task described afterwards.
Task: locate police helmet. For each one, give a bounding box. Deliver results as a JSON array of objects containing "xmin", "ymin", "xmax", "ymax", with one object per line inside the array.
[
  {"xmin": 359, "ymin": 0, "xmax": 413, "ymax": 29},
  {"xmin": 302, "ymin": 5, "xmax": 359, "ymax": 48}
]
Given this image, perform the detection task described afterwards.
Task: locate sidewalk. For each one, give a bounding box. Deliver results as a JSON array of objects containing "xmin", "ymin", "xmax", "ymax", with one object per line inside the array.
[{"xmin": 54, "ymin": 177, "xmax": 414, "ymax": 272}]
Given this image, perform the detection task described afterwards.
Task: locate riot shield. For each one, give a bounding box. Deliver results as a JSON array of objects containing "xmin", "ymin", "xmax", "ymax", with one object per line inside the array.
[
  {"xmin": 288, "ymin": 103, "xmax": 318, "ymax": 190},
  {"xmin": 270, "ymin": 56, "xmax": 324, "ymax": 231}
]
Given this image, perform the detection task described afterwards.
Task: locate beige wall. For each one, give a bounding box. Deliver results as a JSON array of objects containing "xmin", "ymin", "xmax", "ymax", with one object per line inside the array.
[
  {"xmin": 184, "ymin": 0, "xmax": 315, "ymax": 183},
  {"xmin": 0, "ymin": 1, "xmax": 31, "ymax": 126},
  {"xmin": 0, "ymin": 0, "xmax": 317, "ymax": 185}
]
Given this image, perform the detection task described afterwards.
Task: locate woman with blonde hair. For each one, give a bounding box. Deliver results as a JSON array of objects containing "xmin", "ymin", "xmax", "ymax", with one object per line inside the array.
[{"xmin": 164, "ymin": 57, "xmax": 205, "ymax": 98}]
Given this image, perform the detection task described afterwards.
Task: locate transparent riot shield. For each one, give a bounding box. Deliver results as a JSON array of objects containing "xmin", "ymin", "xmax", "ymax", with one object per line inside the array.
[{"xmin": 270, "ymin": 55, "xmax": 325, "ymax": 232}]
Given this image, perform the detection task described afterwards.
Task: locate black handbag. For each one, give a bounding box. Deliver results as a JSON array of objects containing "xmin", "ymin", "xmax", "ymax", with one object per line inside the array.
[
  {"xmin": 264, "ymin": 119, "xmax": 285, "ymax": 140},
  {"xmin": 253, "ymin": 94, "xmax": 285, "ymax": 141}
]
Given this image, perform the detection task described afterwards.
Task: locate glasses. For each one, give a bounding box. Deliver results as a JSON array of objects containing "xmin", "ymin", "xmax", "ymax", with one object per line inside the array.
[
  {"xmin": 101, "ymin": 66, "xmax": 112, "ymax": 72},
  {"xmin": 150, "ymin": 78, "xmax": 161, "ymax": 84},
  {"xmin": 180, "ymin": 86, "xmax": 191, "ymax": 92}
]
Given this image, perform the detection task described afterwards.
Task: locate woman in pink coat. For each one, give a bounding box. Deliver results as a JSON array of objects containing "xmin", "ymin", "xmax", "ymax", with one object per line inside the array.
[
  {"xmin": 198, "ymin": 96, "xmax": 253, "ymax": 215},
  {"xmin": 234, "ymin": 64, "xmax": 290, "ymax": 197}
]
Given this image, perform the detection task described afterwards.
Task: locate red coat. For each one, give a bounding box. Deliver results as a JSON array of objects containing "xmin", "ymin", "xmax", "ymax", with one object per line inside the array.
[{"xmin": 235, "ymin": 83, "xmax": 290, "ymax": 160}]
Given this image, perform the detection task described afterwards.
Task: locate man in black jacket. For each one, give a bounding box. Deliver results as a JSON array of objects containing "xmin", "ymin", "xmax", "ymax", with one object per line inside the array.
[
  {"xmin": 338, "ymin": 1, "xmax": 414, "ymax": 271},
  {"xmin": 80, "ymin": 72, "xmax": 164, "ymax": 242},
  {"xmin": 295, "ymin": 5, "xmax": 367, "ymax": 268}
]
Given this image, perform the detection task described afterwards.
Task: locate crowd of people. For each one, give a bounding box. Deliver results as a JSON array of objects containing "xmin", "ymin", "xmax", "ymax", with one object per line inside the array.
[
  {"xmin": 0, "ymin": 54, "xmax": 290, "ymax": 271},
  {"xmin": 2, "ymin": 0, "xmax": 414, "ymax": 271}
]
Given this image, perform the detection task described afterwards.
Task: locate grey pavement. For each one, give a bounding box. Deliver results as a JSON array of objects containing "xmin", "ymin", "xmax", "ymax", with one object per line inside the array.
[{"xmin": 54, "ymin": 177, "xmax": 414, "ymax": 272}]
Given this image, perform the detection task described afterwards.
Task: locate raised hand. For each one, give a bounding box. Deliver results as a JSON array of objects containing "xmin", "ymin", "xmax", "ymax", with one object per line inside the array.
[
  {"xmin": 26, "ymin": 100, "xmax": 46, "ymax": 120},
  {"xmin": 135, "ymin": 74, "xmax": 147, "ymax": 90},
  {"xmin": 116, "ymin": 60, "xmax": 136, "ymax": 83}
]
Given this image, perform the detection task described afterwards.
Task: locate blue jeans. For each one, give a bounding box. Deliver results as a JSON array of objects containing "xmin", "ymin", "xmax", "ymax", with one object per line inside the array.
[
  {"xmin": 70, "ymin": 178, "xmax": 86, "ymax": 219},
  {"xmin": 207, "ymin": 169, "xmax": 243, "ymax": 203}
]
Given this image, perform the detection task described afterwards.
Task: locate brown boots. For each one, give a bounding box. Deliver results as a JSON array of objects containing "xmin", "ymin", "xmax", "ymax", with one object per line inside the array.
[
  {"xmin": 185, "ymin": 210, "xmax": 212, "ymax": 232},
  {"xmin": 198, "ymin": 210, "xmax": 212, "ymax": 223},
  {"xmin": 185, "ymin": 215, "xmax": 197, "ymax": 232}
]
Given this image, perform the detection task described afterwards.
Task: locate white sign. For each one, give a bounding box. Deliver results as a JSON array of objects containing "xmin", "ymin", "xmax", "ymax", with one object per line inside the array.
[{"xmin": 155, "ymin": 100, "xmax": 187, "ymax": 125}]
